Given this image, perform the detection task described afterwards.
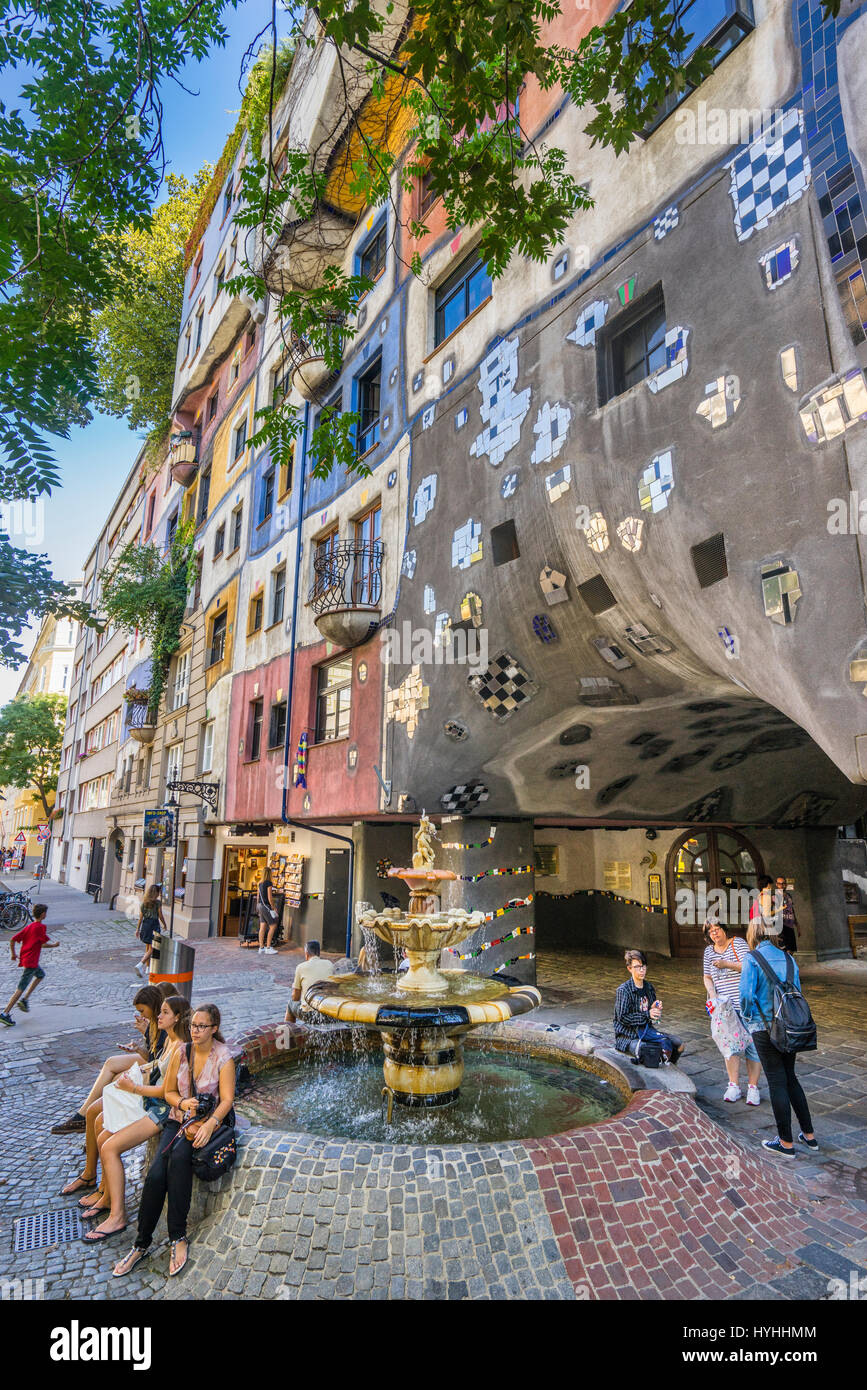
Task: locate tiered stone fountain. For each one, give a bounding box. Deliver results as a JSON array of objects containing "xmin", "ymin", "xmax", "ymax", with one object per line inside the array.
[{"xmin": 305, "ymin": 815, "xmax": 541, "ymax": 1108}]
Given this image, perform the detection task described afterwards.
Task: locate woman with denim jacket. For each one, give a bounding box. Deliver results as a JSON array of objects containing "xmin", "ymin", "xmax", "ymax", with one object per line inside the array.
[{"xmin": 739, "ymin": 913, "xmax": 817, "ymax": 1158}]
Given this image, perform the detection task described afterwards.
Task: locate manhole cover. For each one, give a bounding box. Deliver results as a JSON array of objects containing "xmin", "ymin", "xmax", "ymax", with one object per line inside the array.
[{"xmin": 13, "ymin": 1209, "xmax": 83, "ymax": 1252}]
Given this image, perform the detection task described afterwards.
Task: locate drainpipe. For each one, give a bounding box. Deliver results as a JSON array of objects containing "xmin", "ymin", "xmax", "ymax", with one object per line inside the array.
[{"xmin": 280, "ymin": 404, "xmax": 356, "ymax": 959}]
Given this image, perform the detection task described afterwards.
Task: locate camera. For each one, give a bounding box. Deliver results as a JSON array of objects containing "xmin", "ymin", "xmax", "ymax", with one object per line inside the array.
[{"xmin": 194, "ymin": 1093, "xmax": 216, "ymax": 1119}]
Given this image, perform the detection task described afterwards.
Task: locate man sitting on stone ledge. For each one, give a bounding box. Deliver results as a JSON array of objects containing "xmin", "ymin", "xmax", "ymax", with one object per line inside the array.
[
  {"xmin": 614, "ymin": 949, "xmax": 683, "ymax": 1068},
  {"xmin": 285, "ymin": 940, "xmax": 335, "ymax": 1021}
]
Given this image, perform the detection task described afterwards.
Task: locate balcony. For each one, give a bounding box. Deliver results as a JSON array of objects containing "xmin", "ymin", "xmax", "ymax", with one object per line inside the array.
[
  {"xmin": 127, "ymin": 699, "xmax": 157, "ymax": 744},
  {"xmin": 308, "ymin": 539, "xmax": 384, "ymax": 647},
  {"xmin": 169, "ymin": 432, "xmax": 199, "ymax": 487},
  {"xmin": 289, "ymin": 318, "xmax": 343, "ymax": 401}
]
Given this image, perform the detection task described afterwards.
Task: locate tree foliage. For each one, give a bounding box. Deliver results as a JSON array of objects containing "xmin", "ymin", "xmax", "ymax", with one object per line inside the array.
[
  {"xmin": 0, "ymin": 534, "xmax": 94, "ymax": 667},
  {"xmin": 0, "ymin": 692, "xmax": 67, "ymax": 819}
]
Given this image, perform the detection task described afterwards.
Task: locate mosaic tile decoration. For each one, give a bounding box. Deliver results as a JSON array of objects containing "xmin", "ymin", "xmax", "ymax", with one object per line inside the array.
[
  {"xmin": 380, "ymin": 316, "xmax": 389, "ymax": 335},
  {"xmin": 637, "ymin": 737, "xmax": 673, "ymax": 759},
  {"xmin": 758, "ymin": 238, "xmax": 800, "ymax": 290},
  {"xmin": 469, "ymin": 337, "xmax": 531, "ymax": 467},
  {"xmin": 545, "ymin": 463, "xmax": 572, "ymax": 503},
  {"xmin": 617, "ymin": 276, "xmax": 637, "ymax": 307},
  {"xmin": 552, "ymin": 250, "xmax": 569, "ymax": 281},
  {"xmin": 799, "ymin": 368, "xmax": 867, "ymax": 443},
  {"xmin": 596, "ymin": 775, "xmax": 637, "ymax": 808},
  {"xmin": 624, "ymin": 622, "xmax": 673, "ymax": 656},
  {"xmin": 401, "ymin": 548, "xmax": 417, "ymax": 579},
  {"xmin": 443, "ymin": 358, "xmax": 455, "ymax": 384},
  {"xmin": 616, "ymin": 516, "xmax": 644, "ymax": 553},
  {"xmin": 539, "ymin": 565, "xmax": 569, "ymax": 605},
  {"xmin": 780, "ymin": 347, "xmax": 799, "ymax": 392},
  {"xmin": 440, "ymin": 782, "xmax": 490, "ymax": 813},
  {"xmin": 638, "ymin": 451, "xmax": 675, "ymax": 513},
  {"xmin": 460, "ymin": 591, "xmax": 483, "ymax": 627},
  {"xmin": 412, "ymin": 474, "xmax": 437, "ymax": 525},
  {"xmin": 727, "ymin": 108, "xmax": 811, "ymax": 242},
  {"xmin": 530, "ymin": 401, "xmax": 572, "ymax": 465},
  {"xmin": 583, "ymin": 511, "xmax": 609, "ymax": 552},
  {"xmin": 422, "ymin": 404, "xmax": 436, "ymax": 430},
  {"xmin": 566, "ymin": 299, "xmax": 608, "ymax": 348},
  {"xmin": 468, "ymin": 652, "xmax": 538, "ymax": 720},
  {"xmin": 389, "ymin": 367, "xmax": 398, "ymax": 387},
  {"xmin": 382, "ymin": 412, "xmax": 391, "ymax": 432},
  {"xmin": 653, "ymin": 205, "xmax": 679, "ymax": 239},
  {"xmin": 452, "ymin": 518, "xmax": 484, "ymax": 570},
  {"xmin": 761, "ymin": 560, "xmax": 802, "ymax": 625},
  {"xmin": 443, "ymin": 718, "xmax": 469, "ymax": 743},
  {"xmin": 773, "ymin": 790, "xmax": 836, "ymax": 827},
  {"xmin": 532, "ymin": 613, "xmax": 557, "ymax": 642},
  {"xmin": 593, "ymin": 637, "xmax": 633, "ymax": 670},
  {"xmin": 679, "ymin": 787, "xmax": 726, "ymax": 822},
  {"xmin": 696, "ymin": 374, "xmax": 741, "ymax": 429},
  {"xmin": 455, "ymin": 407, "xmax": 468, "ymax": 429},
  {"xmin": 412, "ymin": 369, "xmax": 424, "ymax": 392},
  {"xmin": 577, "ymin": 677, "xmax": 637, "ymax": 707},
  {"xmin": 434, "ymin": 611, "xmax": 452, "ymax": 647},
  {"xmin": 387, "ymin": 469, "xmax": 398, "ymax": 488},
  {"xmin": 423, "ymin": 584, "xmax": 436, "ymax": 615},
  {"xmin": 501, "ymin": 470, "xmax": 520, "ymax": 499},
  {"xmin": 646, "ymin": 325, "xmax": 689, "ymax": 392},
  {"xmin": 718, "ymin": 626, "xmax": 740, "ymax": 659},
  {"xmin": 385, "ymin": 664, "xmax": 430, "ymax": 740}
]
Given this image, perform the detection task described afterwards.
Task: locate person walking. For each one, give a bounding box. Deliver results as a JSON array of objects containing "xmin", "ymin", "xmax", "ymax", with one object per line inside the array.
[
  {"xmin": 774, "ymin": 875, "xmax": 799, "ymax": 953},
  {"xmin": 0, "ymin": 903, "xmax": 59, "ymax": 1026},
  {"xmin": 740, "ymin": 913, "xmax": 818, "ymax": 1157},
  {"xmin": 702, "ymin": 919, "xmax": 761, "ymax": 1105},
  {"xmin": 256, "ymin": 868, "xmax": 279, "ymax": 955},
  {"xmin": 112, "ymin": 1003, "xmax": 236, "ymax": 1280},
  {"xmin": 135, "ymin": 885, "xmax": 166, "ymax": 978}
]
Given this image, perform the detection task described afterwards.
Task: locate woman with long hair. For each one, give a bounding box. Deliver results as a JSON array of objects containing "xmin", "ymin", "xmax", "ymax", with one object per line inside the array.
[
  {"xmin": 80, "ymin": 995, "xmax": 192, "ymax": 1242},
  {"xmin": 256, "ymin": 867, "xmax": 279, "ymax": 954},
  {"xmin": 113, "ymin": 1002, "xmax": 236, "ymax": 1279},
  {"xmin": 135, "ymin": 884, "xmax": 166, "ymax": 978},
  {"xmin": 702, "ymin": 919, "xmax": 762, "ymax": 1105}
]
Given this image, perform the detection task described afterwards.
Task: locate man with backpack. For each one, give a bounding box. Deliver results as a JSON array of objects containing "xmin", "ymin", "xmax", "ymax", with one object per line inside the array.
[{"xmin": 740, "ymin": 910, "xmax": 818, "ymax": 1157}]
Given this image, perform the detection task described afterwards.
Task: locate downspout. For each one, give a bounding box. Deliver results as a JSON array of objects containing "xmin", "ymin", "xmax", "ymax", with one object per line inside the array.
[{"xmin": 280, "ymin": 403, "xmax": 356, "ymax": 959}]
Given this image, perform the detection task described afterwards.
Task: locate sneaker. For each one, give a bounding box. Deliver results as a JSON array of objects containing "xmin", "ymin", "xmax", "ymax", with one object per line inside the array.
[
  {"xmin": 0, "ymin": 1012, "xmax": 15, "ymax": 1028},
  {"xmin": 745, "ymin": 1085, "xmax": 761, "ymax": 1106},
  {"xmin": 51, "ymin": 1112, "xmax": 87, "ymax": 1135},
  {"xmin": 763, "ymin": 1137, "xmax": 795, "ymax": 1157},
  {"xmin": 134, "ymin": 962, "xmax": 144, "ymax": 978},
  {"xmin": 258, "ymin": 946, "xmax": 265, "ymax": 955},
  {"xmin": 723, "ymin": 1083, "xmax": 742, "ymax": 1103},
  {"xmin": 16, "ymin": 999, "xmax": 30, "ymax": 1013},
  {"xmin": 264, "ymin": 946, "xmax": 277, "ymax": 955},
  {"xmin": 798, "ymin": 1132, "xmax": 819, "ymax": 1152}
]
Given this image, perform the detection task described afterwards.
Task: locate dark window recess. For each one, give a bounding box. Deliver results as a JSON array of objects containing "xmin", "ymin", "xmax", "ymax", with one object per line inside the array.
[
  {"xmin": 434, "ymin": 253, "xmax": 492, "ymax": 346},
  {"xmin": 271, "ymin": 567, "xmax": 286, "ymax": 625},
  {"xmin": 208, "ymin": 610, "xmax": 227, "ymax": 666},
  {"xmin": 599, "ymin": 286, "xmax": 666, "ymax": 403},
  {"xmin": 360, "ymin": 225, "xmax": 386, "ymax": 282},
  {"xmin": 248, "ymin": 698, "xmax": 263, "ymax": 761},
  {"xmin": 231, "ymin": 507, "xmax": 243, "ymax": 552},
  {"xmin": 269, "ymin": 700, "xmax": 287, "ymax": 749},
  {"xmin": 195, "ymin": 311, "xmax": 204, "ymax": 352},
  {"xmin": 419, "ymin": 168, "xmax": 437, "ymax": 217},
  {"xmin": 491, "ymin": 519, "xmax": 520, "ymax": 566},
  {"xmin": 197, "ymin": 469, "xmax": 211, "ymax": 525},
  {"xmin": 208, "ymin": 391, "xmax": 218, "ymax": 422},
  {"xmin": 193, "ymin": 555, "xmax": 202, "ymax": 608},
  {"xmin": 233, "ymin": 418, "xmax": 248, "ymax": 461},
  {"xmin": 691, "ymin": 533, "xmax": 728, "ymax": 588},
  {"xmin": 249, "ymin": 594, "xmax": 263, "ymax": 633},
  {"xmin": 357, "ymin": 358, "xmax": 381, "ymax": 455},
  {"xmin": 577, "ymin": 575, "xmax": 618, "ymax": 615},
  {"xmin": 260, "ymin": 468, "xmax": 275, "ymax": 525},
  {"xmin": 315, "ymin": 656, "xmax": 353, "ymax": 743},
  {"xmin": 167, "ymin": 510, "xmax": 179, "ymax": 546},
  {"xmin": 213, "ymin": 524, "xmax": 225, "ymax": 559},
  {"xmin": 634, "ymin": 0, "xmax": 756, "ymax": 137}
]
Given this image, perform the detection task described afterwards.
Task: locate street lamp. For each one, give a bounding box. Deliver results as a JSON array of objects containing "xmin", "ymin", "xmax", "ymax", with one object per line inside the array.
[{"xmin": 166, "ymin": 791, "xmax": 179, "ymax": 939}]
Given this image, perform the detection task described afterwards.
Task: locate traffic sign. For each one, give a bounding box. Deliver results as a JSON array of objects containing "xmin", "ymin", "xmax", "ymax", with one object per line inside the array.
[
  {"xmin": 36, "ymin": 824, "xmax": 50, "ymax": 843},
  {"xmin": 13, "ymin": 831, "xmax": 26, "ymax": 843}
]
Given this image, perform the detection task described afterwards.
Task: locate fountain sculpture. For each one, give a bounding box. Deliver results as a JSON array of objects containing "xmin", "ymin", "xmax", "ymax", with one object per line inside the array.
[{"xmin": 305, "ymin": 815, "xmax": 541, "ymax": 1108}]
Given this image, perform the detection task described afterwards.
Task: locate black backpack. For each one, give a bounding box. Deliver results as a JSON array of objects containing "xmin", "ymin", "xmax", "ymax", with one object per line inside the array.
[{"xmin": 750, "ymin": 949, "xmax": 817, "ymax": 1053}]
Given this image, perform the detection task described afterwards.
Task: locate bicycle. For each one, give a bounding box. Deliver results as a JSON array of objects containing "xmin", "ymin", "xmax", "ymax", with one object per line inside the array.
[{"xmin": 0, "ymin": 888, "xmax": 33, "ymax": 931}]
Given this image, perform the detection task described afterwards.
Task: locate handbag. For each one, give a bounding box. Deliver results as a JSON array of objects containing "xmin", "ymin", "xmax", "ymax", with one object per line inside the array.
[
  {"xmin": 709, "ymin": 998, "xmax": 751, "ymax": 1059},
  {"xmin": 102, "ymin": 1062, "xmax": 148, "ymax": 1133},
  {"xmin": 183, "ymin": 1043, "xmax": 237, "ymax": 1182}
]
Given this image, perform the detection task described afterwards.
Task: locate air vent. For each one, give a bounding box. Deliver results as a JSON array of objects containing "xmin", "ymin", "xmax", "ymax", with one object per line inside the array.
[
  {"xmin": 691, "ymin": 533, "xmax": 728, "ymax": 588},
  {"xmin": 491, "ymin": 520, "xmax": 520, "ymax": 566},
  {"xmin": 577, "ymin": 575, "xmax": 617, "ymax": 614},
  {"xmin": 14, "ymin": 1209, "xmax": 83, "ymax": 1252}
]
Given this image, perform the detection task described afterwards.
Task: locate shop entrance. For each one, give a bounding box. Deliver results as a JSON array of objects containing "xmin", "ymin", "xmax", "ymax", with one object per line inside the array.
[
  {"xmin": 220, "ymin": 845, "xmax": 268, "ymax": 939},
  {"xmin": 666, "ymin": 828, "xmax": 763, "ymax": 957},
  {"xmin": 322, "ymin": 847, "xmax": 350, "ymax": 953}
]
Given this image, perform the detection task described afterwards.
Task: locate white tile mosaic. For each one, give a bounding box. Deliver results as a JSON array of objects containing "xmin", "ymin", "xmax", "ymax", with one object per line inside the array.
[
  {"xmin": 412, "ymin": 474, "xmax": 437, "ymax": 525},
  {"xmin": 545, "ymin": 463, "xmax": 572, "ymax": 503},
  {"xmin": 566, "ymin": 299, "xmax": 608, "ymax": 348},
  {"xmin": 638, "ymin": 451, "xmax": 675, "ymax": 513},
  {"xmin": 728, "ymin": 109, "xmax": 811, "ymax": 243},
  {"xmin": 696, "ymin": 374, "xmax": 741, "ymax": 428},
  {"xmin": 646, "ymin": 326, "xmax": 689, "ymax": 393},
  {"xmin": 423, "ymin": 584, "xmax": 436, "ymax": 615},
  {"xmin": 531, "ymin": 401, "xmax": 572, "ymax": 465},
  {"xmin": 451, "ymin": 518, "xmax": 483, "ymax": 570},
  {"xmin": 653, "ymin": 205, "xmax": 679, "ymax": 239},
  {"xmin": 469, "ymin": 337, "xmax": 531, "ymax": 467}
]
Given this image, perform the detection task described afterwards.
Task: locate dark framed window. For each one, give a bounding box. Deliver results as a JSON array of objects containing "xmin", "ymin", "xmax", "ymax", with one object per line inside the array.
[
  {"xmin": 213, "ymin": 523, "xmax": 225, "ymax": 559},
  {"xmin": 230, "ymin": 506, "xmax": 243, "ymax": 553},
  {"xmin": 356, "ymin": 356, "xmax": 381, "ymax": 456},
  {"xmin": 167, "ymin": 510, "xmax": 179, "ymax": 546},
  {"xmin": 196, "ymin": 468, "xmax": 211, "ymax": 525},
  {"xmin": 278, "ymin": 448, "xmax": 293, "ymax": 498},
  {"xmin": 208, "ymin": 609, "xmax": 227, "ymax": 666},
  {"xmin": 418, "ymin": 168, "xmax": 437, "ymax": 218},
  {"xmin": 273, "ymin": 361, "xmax": 291, "ymax": 405},
  {"xmin": 270, "ymin": 565, "xmax": 286, "ymax": 625},
  {"xmin": 195, "ymin": 309, "xmax": 204, "ymax": 352},
  {"xmin": 434, "ymin": 253, "xmax": 492, "ymax": 346},
  {"xmin": 207, "ymin": 390, "xmax": 218, "ymax": 422},
  {"xmin": 631, "ymin": 0, "xmax": 755, "ymax": 136},
  {"xmin": 248, "ymin": 698, "xmax": 264, "ymax": 761},
  {"xmin": 360, "ymin": 223, "xmax": 386, "ymax": 283},
  {"xmin": 248, "ymin": 592, "xmax": 263, "ymax": 634},
  {"xmin": 222, "ymin": 177, "xmax": 233, "ymax": 221},
  {"xmin": 259, "ymin": 467, "xmax": 275, "ymax": 525},
  {"xmin": 312, "ymin": 526, "xmax": 339, "ymax": 589},
  {"xmin": 315, "ymin": 656, "xmax": 353, "ymax": 743},
  {"xmin": 598, "ymin": 286, "xmax": 666, "ymax": 403},
  {"xmin": 353, "ymin": 504, "xmax": 381, "ymax": 605},
  {"xmin": 233, "ymin": 418, "xmax": 248, "ymax": 462},
  {"xmin": 268, "ymin": 700, "xmax": 287, "ymax": 749}
]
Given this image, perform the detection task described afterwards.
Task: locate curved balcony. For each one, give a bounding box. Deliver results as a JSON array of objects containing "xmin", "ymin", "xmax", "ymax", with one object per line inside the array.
[
  {"xmin": 127, "ymin": 699, "xmax": 157, "ymax": 744},
  {"xmin": 169, "ymin": 432, "xmax": 199, "ymax": 487},
  {"xmin": 309, "ymin": 539, "xmax": 384, "ymax": 648},
  {"xmin": 289, "ymin": 320, "xmax": 343, "ymax": 402}
]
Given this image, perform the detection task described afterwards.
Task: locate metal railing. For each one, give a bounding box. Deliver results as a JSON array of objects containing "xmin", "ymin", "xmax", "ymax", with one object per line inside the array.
[
  {"xmin": 127, "ymin": 700, "xmax": 156, "ymax": 730},
  {"xmin": 308, "ymin": 539, "xmax": 384, "ymax": 614}
]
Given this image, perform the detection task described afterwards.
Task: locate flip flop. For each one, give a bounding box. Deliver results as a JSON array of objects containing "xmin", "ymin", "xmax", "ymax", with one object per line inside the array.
[
  {"xmin": 60, "ymin": 1175, "xmax": 97, "ymax": 1196},
  {"xmin": 81, "ymin": 1204, "xmax": 111, "ymax": 1221},
  {"xmin": 79, "ymin": 1190, "xmax": 106, "ymax": 1209},
  {"xmin": 113, "ymin": 1247, "xmax": 147, "ymax": 1279},
  {"xmin": 82, "ymin": 1224, "xmax": 128, "ymax": 1243}
]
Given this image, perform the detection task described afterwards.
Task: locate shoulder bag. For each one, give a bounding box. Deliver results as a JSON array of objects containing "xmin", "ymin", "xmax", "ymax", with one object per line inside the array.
[{"xmin": 184, "ymin": 1042, "xmax": 237, "ymax": 1182}]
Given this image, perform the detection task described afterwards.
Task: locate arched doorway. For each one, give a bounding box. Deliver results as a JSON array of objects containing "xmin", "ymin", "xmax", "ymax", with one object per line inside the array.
[{"xmin": 666, "ymin": 829, "xmax": 764, "ymax": 957}]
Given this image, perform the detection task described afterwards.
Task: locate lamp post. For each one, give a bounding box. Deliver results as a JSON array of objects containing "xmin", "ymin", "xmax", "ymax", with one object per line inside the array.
[{"xmin": 166, "ymin": 791, "xmax": 179, "ymax": 939}]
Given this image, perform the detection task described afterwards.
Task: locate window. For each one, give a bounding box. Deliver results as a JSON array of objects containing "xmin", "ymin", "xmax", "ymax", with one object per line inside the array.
[
  {"xmin": 230, "ymin": 505, "xmax": 243, "ymax": 553},
  {"xmin": 167, "ymin": 510, "xmax": 179, "ymax": 546},
  {"xmin": 312, "ymin": 526, "xmax": 339, "ymax": 589},
  {"xmin": 248, "ymin": 698, "xmax": 264, "ymax": 761},
  {"xmin": 232, "ymin": 417, "xmax": 247, "ymax": 463},
  {"xmin": 272, "ymin": 359, "xmax": 291, "ymax": 405},
  {"xmin": 146, "ymin": 493, "xmax": 156, "ymax": 535},
  {"xmin": 229, "ymin": 230, "xmax": 238, "ymax": 268},
  {"xmin": 191, "ymin": 244, "xmax": 203, "ymax": 289},
  {"xmin": 313, "ymin": 390, "xmax": 342, "ymax": 470},
  {"xmin": 278, "ymin": 445, "xmax": 294, "ymax": 498},
  {"xmin": 212, "ymin": 254, "xmax": 226, "ymax": 303},
  {"xmin": 491, "ymin": 519, "xmax": 520, "ymax": 566},
  {"xmin": 353, "ymin": 504, "xmax": 381, "ymax": 604},
  {"xmin": 268, "ymin": 700, "xmax": 287, "ymax": 749},
  {"xmin": 434, "ymin": 253, "xmax": 492, "ymax": 346},
  {"xmin": 165, "ymin": 741, "xmax": 183, "ymax": 789},
  {"xmin": 259, "ymin": 467, "xmax": 275, "ymax": 525},
  {"xmin": 62, "ymin": 664, "xmax": 69, "ymax": 690},
  {"xmin": 270, "ymin": 565, "xmax": 286, "ymax": 626},
  {"xmin": 356, "ymin": 356, "xmax": 381, "ymax": 455},
  {"xmin": 599, "ymin": 286, "xmax": 666, "ymax": 402},
  {"xmin": 245, "ymin": 325, "xmax": 256, "ymax": 356},
  {"xmin": 360, "ymin": 223, "xmax": 386, "ymax": 284},
  {"xmin": 691, "ymin": 532, "xmax": 729, "ymax": 588},
  {"xmin": 183, "ymin": 325, "xmax": 192, "ymax": 362},
  {"xmin": 230, "ymin": 349, "xmax": 241, "ymax": 385},
  {"xmin": 208, "ymin": 609, "xmax": 227, "ymax": 666},
  {"xmin": 222, "ymin": 177, "xmax": 233, "ymax": 222},
  {"xmin": 200, "ymin": 720, "xmax": 215, "ymax": 774},
  {"xmin": 213, "ymin": 523, "xmax": 225, "ymax": 558},
  {"xmin": 248, "ymin": 591, "xmax": 263, "ymax": 634},
  {"xmin": 418, "ymin": 168, "xmax": 437, "ymax": 218},
  {"xmin": 632, "ymin": 0, "xmax": 756, "ymax": 135},
  {"xmin": 207, "ymin": 390, "xmax": 218, "ymax": 423},
  {"xmin": 196, "ymin": 468, "xmax": 211, "ymax": 526},
  {"xmin": 194, "ymin": 306, "xmax": 204, "ymax": 353},
  {"xmin": 171, "ymin": 650, "xmax": 190, "ymax": 710},
  {"xmin": 315, "ymin": 657, "xmax": 353, "ymax": 743}
]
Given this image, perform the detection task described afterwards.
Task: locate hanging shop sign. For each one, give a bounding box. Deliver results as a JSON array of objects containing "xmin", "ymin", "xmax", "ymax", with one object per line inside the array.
[{"xmin": 143, "ymin": 808, "xmax": 174, "ymax": 849}]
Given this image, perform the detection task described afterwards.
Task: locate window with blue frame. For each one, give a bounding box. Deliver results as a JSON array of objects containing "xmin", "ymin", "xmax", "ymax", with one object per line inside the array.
[
  {"xmin": 629, "ymin": 0, "xmax": 755, "ymax": 135},
  {"xmin": 356, "ymin": 356, "xmax": 381, "ymax": 456},
  {"xmin": 259, "ymin": 467, "xmax": 275, "ymax": 526},
  {"xmin": 312, "ymin": 390, "xmax": 342, "ymax": 471},
  {"xmin": 434, "ymin": 253, "xmax": 492, "ymax": 347},
  {"xmin": 359, "ymin": 221, "xmax": 386, "ymax": 284}
]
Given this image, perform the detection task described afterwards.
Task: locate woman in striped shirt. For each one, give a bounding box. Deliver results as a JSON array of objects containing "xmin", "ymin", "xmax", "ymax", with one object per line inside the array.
[{"xmin": 702, "ymin": 920, "xmax": 761, "ymax": 1105}]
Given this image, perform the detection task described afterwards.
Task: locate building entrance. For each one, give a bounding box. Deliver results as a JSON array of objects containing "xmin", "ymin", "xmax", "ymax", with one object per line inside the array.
[
  {"xmin": 219, "ymin": 846, "xmax": 268, "ymax": 939},
  {"xmin": 666, "ymin": 829, "xmax": 763, "ymax": 957}
]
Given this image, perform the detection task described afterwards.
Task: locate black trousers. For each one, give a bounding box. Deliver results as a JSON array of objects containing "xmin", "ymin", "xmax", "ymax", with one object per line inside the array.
[
  {"xmin": 753, "ymin": 1030, "xmax": 813, "ymax": 1145},
  {"xmin": 136, "ymin": 1120, "xmax": 195, "ymax": 1247}
]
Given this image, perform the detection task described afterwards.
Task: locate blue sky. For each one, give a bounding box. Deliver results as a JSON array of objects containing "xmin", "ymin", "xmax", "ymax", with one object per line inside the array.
[{"xmin": 1, "ymin": 1, "xmax": 277, "ymax": 704}]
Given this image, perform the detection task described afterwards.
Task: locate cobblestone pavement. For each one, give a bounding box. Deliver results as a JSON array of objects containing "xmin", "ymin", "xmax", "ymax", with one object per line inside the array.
[{"xmin": 1, "ymin": 882, "xmax": 865, "ymax": 1301}]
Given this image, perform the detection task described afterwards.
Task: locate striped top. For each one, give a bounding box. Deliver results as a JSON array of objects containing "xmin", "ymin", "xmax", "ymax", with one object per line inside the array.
[{"xmin": 702, "ymin": 936, "xmax": 748, "ymax": 1003}]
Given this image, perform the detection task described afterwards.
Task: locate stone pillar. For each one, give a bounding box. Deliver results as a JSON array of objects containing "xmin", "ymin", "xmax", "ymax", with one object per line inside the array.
[
  {"xmin": 176, "ymin": 833, "xmax": 215, "ymax": 940},
  {"xmin": 438, "ymin": 817, "xmax": 536, "ymax": 985},
  {"xmin": 805, "ymin": 827, "xmax": 856, "ymax": 960}
]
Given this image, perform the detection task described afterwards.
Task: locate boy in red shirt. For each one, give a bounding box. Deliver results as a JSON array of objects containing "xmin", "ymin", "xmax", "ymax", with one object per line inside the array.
[{"xmin": 1, "ymin": 903, "xmax": 59, "ymax": 1026}]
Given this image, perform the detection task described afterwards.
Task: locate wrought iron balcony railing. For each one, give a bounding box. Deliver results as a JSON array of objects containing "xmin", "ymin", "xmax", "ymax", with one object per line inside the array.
[{"xmin": 309, "ymin": 539, "xmax": 384, "ymax": 615}]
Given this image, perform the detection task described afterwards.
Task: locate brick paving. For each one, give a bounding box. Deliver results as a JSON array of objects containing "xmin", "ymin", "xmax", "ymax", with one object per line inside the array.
[{"xmin": 1, "ymin": 881, "xmax": 866, "ymax": 1301}]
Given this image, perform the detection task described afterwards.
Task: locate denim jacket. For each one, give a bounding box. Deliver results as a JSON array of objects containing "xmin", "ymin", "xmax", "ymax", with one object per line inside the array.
[{"xmin": 739, "ymin": 941, "xmax": 800, "ymax": 1033}]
